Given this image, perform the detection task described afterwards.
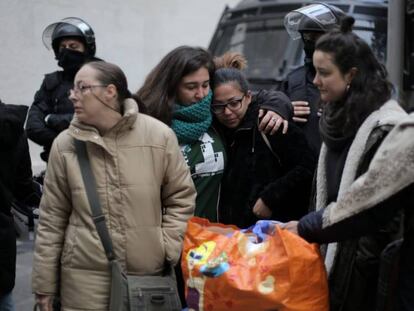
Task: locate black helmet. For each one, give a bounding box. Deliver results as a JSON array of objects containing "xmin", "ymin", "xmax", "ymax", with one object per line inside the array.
[
  {"xmin": 284, "ymin": 3, "xmax": 345, "ymax": 40},
  {"xmin": 42, "ymin": 17, "xmax": 96, "ymax": 56}
]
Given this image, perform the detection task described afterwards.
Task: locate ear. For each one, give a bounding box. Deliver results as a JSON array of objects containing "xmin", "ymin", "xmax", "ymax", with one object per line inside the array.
[
  {"xmin": 104, "ymin": 84, "xmax": 117, "ymax": 100},
  {"xmin": 345, "ymin": 67, "xmax": 358, "ymax": 84}
]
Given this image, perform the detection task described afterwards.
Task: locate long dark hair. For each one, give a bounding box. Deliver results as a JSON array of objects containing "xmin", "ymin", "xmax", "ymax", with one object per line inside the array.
[
  {"xmin": 316, "ymin": 16, "xmax": 392, "ymax": 133},
  {"xmin": 136, "ymin": 46, "xmax": 215, "ymax": 125}
]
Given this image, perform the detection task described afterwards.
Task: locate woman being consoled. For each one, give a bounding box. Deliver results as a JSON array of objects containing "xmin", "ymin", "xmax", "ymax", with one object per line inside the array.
[{"xmin": 211, "ymin": 52, "xmax": 316, "ymax": 228}]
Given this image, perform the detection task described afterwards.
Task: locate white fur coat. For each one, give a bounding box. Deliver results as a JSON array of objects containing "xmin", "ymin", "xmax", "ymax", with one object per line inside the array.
[{"xmin": 315, "ymin": 100, "xmax": 408, "ymax": 273}]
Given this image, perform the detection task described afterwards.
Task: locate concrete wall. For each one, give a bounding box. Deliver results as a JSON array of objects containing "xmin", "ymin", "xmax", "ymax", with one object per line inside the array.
[{"xmin": 0, "ymin": 0, "xmax": 238, "ymax": 172}]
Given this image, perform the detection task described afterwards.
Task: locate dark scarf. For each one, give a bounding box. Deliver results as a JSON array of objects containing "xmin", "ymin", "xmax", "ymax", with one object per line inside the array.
[
  {"xmin": 319, "ymin": 101, "xmax": 355, "ymax": 151},
  {"xmin": 57, "ymin": 48, "xmax": 88, "ymax": 77}
]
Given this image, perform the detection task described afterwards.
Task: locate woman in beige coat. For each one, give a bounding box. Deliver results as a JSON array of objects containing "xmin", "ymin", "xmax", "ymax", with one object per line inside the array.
[{"xmin": 32, "ymin": 61, "xmax": 196, "ymax": 311}]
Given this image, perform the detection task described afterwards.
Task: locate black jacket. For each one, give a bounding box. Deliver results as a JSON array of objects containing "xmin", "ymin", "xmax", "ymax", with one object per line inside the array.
[
  {"xmin": 300, "ymin": 187, "xmax": 413, "ymax": 311},
  {"xmin": 298, "ymin": 125, "xmax": 407, "ymax": 311},
  {"xmin": 26, "ymin": 57, "xmax": 102, "ymax": 162},
  {"xmin": 0, "ymin": 101, "xmax": 39, "ymax": 296},
  {"xmin": 279, "ymin": 64, "xmax": 322, "ymax": 157},
  {"xmin": 26, "ymin": 71, "xmax": 75, "ymax": 162},
  {"xmin": 218, "ymin": 91, "xmax": 316, "ymax": 228}
]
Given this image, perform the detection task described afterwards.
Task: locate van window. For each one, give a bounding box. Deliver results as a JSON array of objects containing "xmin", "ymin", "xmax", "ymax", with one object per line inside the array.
[
  {"xmin": 214, "ymin": 19, "xmax": 303, "ymax": 83},
  {"xmin": 210, "ymin": 1, "xmax": 387, "ymax": 90}
]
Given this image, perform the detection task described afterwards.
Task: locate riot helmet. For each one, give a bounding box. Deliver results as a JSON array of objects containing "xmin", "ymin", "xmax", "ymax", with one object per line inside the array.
[
  {"xmin": 284, "ymin": 3, "xmax": 345, "ymax": 40},
  {"xmin": 42, "ymin": 17, "xmax": 96, "ymax": 57}
]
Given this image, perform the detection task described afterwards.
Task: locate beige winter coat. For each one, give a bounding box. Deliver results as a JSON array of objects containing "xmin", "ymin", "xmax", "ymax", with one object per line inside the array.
[{"xmin": 32, "ymin": 99, "xmax": 196, "ymax": 310}]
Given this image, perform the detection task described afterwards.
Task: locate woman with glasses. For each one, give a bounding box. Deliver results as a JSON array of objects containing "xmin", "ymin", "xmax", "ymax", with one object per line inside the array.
[
  {"xmin": 212, "ymin": 52, "xmax": 316, "ymax": 228},
  {"xmin": 136, "ymin": 46, "xmax": 290, "ymax": 223},
  {"xmin": 32, "ymin": 61, "xmax": 196, "ymax": 311}
]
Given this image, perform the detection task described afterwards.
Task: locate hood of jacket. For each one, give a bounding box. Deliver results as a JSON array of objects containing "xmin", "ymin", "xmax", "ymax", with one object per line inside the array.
[{"xmin": 68, "ymin": 98, "xmax": 138, "ymax": 152}]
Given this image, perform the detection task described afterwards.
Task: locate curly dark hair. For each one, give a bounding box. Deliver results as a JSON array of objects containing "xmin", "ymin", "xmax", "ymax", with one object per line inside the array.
[{"xmin": 315, "ymin": 16, "xmax": 393, "ymax": 133}]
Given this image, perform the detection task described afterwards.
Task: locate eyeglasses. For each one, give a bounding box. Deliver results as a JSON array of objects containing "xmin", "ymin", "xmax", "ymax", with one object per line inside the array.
[
  {"xmin": 68, "ymin": 84, "xmax": 107, "ymax": 96},
  {"xmin": 211, "ymin": 96, "xmax": 244, "ymax": 114}
]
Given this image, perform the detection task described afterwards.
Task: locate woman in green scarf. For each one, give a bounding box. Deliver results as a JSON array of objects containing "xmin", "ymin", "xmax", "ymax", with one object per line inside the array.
[
  {"xmin": 136, "ymin": 46, "xmax": 289, "ymax": 222},
  {"xmin": 136, "ymin": 46, "xmax": 291, "ymax": 308}
]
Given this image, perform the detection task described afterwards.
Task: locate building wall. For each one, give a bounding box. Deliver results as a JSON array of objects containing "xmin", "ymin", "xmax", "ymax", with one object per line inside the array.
[{"xmin": 0, "ymin": 0, "xmax": 238, "ymax": 172}]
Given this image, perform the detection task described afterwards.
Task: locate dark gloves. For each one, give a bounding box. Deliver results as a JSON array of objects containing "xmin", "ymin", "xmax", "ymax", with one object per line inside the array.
[{"xmin": 45, "ymin": 113, "xmax": 73, "ymax": 132}]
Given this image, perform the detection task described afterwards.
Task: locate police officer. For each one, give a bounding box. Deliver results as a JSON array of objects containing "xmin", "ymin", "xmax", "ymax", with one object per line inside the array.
[
  {"xmin": 26, "ymin": 17, "xmax": 100, "ymax": 163},
  {"xmin": 281, "ymin": 3, "xmax": 345, "ymax": 156}
]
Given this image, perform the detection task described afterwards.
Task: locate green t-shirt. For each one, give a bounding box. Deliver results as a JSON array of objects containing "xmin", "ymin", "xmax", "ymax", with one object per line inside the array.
[{"xmin": 180, "ymin": 127, "xmax": 225, "ymax": 222}]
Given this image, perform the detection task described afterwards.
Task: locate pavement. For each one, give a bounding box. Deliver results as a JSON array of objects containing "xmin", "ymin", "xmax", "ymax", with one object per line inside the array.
[{"xmin": 15, "ymin": 239, "xmax": 35, "ymax": 311}]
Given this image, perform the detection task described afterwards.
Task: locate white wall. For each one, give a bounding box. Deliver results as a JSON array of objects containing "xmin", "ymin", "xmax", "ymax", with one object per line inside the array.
[{"xmin": 0, "ymin": 0, "xmax": 239, "ymax": 172}]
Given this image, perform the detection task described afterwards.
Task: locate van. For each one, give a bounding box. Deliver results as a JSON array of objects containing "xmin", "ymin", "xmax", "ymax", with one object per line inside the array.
[{"xmin": 209, "ymin": 0, "xmax": 387, "ymax": 90}]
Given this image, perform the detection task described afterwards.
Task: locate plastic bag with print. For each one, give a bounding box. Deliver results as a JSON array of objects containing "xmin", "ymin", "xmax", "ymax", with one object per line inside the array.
[{"xmin": 181, "ymin": 217, "xmax": 328, "ymax": 311}]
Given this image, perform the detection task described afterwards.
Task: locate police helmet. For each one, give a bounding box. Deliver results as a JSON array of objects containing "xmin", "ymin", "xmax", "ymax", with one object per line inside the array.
[
  {"xmin": 42, "ymin": 17, "xmax": 96, "ymax": 56},
  {"xmin": 284, "ymin": 3, "xmax": 345, "ymax": 40}
]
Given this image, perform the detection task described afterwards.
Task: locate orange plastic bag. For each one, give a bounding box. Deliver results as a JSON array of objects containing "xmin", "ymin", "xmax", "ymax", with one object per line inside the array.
[{"xmin": 181, "ymin": 217, "xmax": 329, "ymax": 311}]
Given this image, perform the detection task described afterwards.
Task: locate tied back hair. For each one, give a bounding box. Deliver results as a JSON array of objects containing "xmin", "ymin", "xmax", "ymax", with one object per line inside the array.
[
  {"xmin": 316, "ymin": 15, "xmax": 392, "ymax": 133},
  {"xmin": 339, "ymin": 15, "xmax": 354, "ymax": 33},
  {"xmin": 213, "ymin": 52, "xmax": 249, "ymax": 93},
  {"xmin": 87, "ymin": 61, "xmax": 130, "ymax": 102},
  {"xmin": 214, "ymin": 52, "xmax": 247, "ymax": 71},
  {"xmin": 85, "ymin": 61, "xmax": 146, "ymax": 113}
]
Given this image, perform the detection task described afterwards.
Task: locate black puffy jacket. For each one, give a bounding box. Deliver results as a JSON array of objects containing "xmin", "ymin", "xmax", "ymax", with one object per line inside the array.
[
  {"xmin": 218, "ymin": 91, "xmax": 316, "ymax": 228},
  {"xmin": 26, "ymin": 71, "xmax": 75, "ymax": 161},
  {"xmin": 26, "ymin": 56, "xmax": 102, "ymax": 162},
  {"xmin": 0, "ymin": 101, "xmax": 39, "ymax": 296}
]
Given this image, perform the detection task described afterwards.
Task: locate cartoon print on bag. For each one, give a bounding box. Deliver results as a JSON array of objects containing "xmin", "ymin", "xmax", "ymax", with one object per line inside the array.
[
  {"xmin": 186, "ymin": 241, "xmax": 230, "ymax": 311},
  {"xmin": 236, "ymin": 231, "xmax": 277, "ymax": 295},
  {"xmin": 237, "ymin": 232, "xmax": 270, "ymax": 266}
]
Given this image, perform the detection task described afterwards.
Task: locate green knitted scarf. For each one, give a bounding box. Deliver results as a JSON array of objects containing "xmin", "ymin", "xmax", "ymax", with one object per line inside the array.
[{"xmin": 171, "ymin": 91, "xmax": 213, "ymax": 144}]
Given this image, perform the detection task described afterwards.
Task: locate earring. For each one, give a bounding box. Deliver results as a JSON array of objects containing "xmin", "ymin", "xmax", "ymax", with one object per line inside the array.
[{"xmin": 346, "ymin": 84, "xmax": 350, "ymax": 92}]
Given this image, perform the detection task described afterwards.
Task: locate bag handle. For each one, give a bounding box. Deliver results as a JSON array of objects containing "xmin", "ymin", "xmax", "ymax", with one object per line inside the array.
[
  {"xmin": 242, "ymin": 220, "xmax": 283, "ymax": 242},
  {"xmin": 74, "ymin": 139, "xmax": 116, "ymax": 262},
  {"xmin": 257, "ymin": 118, "xmax": 282, "ymax": 166}
]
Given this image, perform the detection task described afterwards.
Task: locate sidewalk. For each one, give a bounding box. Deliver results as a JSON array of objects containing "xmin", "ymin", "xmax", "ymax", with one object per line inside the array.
[{"xmin": 14, "ymin": 239, "xmax": 35, "ymax": 310}]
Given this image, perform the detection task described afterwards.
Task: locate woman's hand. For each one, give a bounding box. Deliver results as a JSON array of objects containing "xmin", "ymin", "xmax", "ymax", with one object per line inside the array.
[
  {"xmin": 258, "ymin": 109, "xmax": 288, "ymax": 135},
  {"xmin": 253, "ymin": 198, "xmax": 272, "ymax": 219},
  {"xmin": 35, "ymin": 294, "xmax": 54, "ymax": 311},
  {"xmin": 281, "ymin": 221, "xmax": 299, "ymax": 235},
  {"xmin": 292, "ymin": 101, "xmax": 311, "ymax": 123}
]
